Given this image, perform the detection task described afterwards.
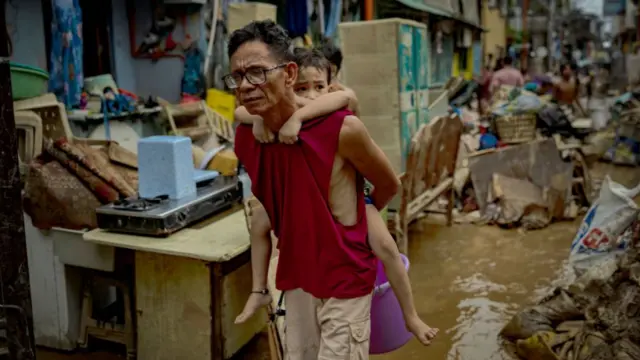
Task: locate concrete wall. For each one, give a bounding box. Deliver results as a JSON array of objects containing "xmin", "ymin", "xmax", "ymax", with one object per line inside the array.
[
  {"xmin": 113, "ymin": 0, "xmax": 208, "ymax": 102},
  {"xmin": 7, "ymin": 0, "xmax": 206, "ymax": 103},
  {"xmin": 6, "ymin": 0, "xmax": 48, "ymax": 70},
  {"xmin": 482, "ymin": 0, "xmax": 506, "ymax": 62}
]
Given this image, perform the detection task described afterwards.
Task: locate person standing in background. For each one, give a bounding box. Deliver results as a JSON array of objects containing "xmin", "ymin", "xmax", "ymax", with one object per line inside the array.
[
  {"xmin": 490, "ymin": 56, "xmax": 524, "ymax": 94},
  {"xmin": 476, "ymin": 54, "xmax": 494, "ymax": 114},
  {"xmin": 553, "ymin": 63, "xmax": 587, "ymax": 116}
]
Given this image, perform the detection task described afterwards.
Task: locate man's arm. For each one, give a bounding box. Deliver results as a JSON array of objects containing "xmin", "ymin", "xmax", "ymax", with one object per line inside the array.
[
  {"xmin": 339, "ymin": 116, "xmax": 399, "ymax": 210},
  {"xmin": 489, "ymin": 73, "xmax": 500, "ymax": 94}
]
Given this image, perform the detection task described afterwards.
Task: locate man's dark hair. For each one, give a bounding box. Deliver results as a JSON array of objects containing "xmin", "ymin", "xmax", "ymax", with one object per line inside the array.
[
  {"xmin": 228, "ymin": 20, "xmax": 293, "ymax": 61},
  {"xmin": 318, "ymin": 38, "xmax": 343, "ymax": 73},
  {"xmin": 293, "ymin": 47, "xmax": 332, "ymax": 83},
  {"xmin": 503, "ymin": 56, "xmax": 513, "ymax": 66}
]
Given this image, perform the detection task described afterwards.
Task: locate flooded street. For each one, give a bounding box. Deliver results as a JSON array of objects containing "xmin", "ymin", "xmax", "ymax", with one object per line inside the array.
[
  {"xmin": 374, "ymin": 220, "xmax": 577, "ymax": 360},
  {"xmin": 38, "ymin": 165, "xmax": 640, "ymax": 360}
]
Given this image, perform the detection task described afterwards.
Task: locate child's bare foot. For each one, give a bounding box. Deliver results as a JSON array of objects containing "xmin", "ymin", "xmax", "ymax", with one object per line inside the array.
[
  {"xmin": 253, "ymin": 122, "xmax": 275, "ymax": 143},
  {"xmin": 235, "ymin": 292, "xmax": 272, "ymax": 324},
  {"xmin": 406, "ymin": 316, "xmax": 439, "ymax": 345}
]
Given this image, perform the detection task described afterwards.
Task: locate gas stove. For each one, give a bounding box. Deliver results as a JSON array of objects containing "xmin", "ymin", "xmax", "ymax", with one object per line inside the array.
[{"xmin": 96, "ymin": 175, "xmax": 243, "ymax": 236}]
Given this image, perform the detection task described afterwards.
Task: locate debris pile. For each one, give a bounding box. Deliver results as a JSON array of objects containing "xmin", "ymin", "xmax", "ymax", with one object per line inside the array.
[
  {"xmin": 449, "ymin": 81, "xmax": 595, "ymax": 230},
  {"xmin": 500, "ymin": 229, "xmax": 640, "ymax": 360}
]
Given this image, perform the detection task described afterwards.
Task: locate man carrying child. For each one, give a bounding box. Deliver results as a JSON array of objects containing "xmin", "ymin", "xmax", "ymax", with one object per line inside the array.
[{"xmin": 227, "ymin": 20, "xmax": 437, "ymax": 359}]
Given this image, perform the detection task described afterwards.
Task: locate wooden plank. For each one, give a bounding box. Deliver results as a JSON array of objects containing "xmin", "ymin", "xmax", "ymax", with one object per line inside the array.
[
  {"xmin": 135, "ymin": 252, "xmax": 211, "ymax": 360},
  {"xmin": 84, "ymin": 207, "xmax": 249, "ymax": 262}
]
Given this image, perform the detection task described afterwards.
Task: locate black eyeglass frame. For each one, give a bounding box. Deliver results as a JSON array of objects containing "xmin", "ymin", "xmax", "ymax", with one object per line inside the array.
[{"xmin": 223, "ymin": 64, "xmax": 287, "ymax": 89}]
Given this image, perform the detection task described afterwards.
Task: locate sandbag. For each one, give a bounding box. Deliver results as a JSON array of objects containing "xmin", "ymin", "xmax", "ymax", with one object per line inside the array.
[{"xmin": 570, "ymin": 176, "xmax": 640, "ymax": 275}]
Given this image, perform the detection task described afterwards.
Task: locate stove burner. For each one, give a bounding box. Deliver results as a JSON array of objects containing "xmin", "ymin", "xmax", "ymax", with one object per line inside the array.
[{"xmin": 112, "ymin": 195, "xmax": 169, "ymax": 212}]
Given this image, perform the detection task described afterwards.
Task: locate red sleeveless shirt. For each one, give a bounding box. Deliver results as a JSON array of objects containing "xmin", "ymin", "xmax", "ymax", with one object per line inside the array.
[{"xmin": 235, "ymin": 110, "xmax": 376, "ymax": 299}]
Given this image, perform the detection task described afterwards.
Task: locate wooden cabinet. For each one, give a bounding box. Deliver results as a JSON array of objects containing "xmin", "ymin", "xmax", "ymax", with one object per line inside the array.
[{"xmin": 338, "ymin": 18, "xmax": 431, "ymax": 173}]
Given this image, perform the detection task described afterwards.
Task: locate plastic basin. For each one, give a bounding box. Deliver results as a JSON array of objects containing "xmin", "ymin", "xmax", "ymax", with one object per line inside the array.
[
  {"xmin": 370, "ymin": 254, "xmax": 412, "ymax": 354},
  {"xmin": 10, "ymin": 62, "xmax": 49, "ymax": 100}
]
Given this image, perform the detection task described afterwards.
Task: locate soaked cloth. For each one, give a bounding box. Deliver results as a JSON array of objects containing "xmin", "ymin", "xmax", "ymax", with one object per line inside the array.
[
  {"xmin": 23, "ymin": 138, "xmax": 138, "ymax": 230},
  {"xmin": 284, "ymin": 288, "xmax": 372, "ymax": 360}
]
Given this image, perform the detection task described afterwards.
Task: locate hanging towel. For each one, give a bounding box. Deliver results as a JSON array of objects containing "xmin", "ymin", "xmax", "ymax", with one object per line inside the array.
[
  {"xmin": 286, "ymin": 0, "xmax": 308, "ymax": 39},
  {"xmin": 48, "ymin": 0, "xmax": 83, "ymax": 108}
]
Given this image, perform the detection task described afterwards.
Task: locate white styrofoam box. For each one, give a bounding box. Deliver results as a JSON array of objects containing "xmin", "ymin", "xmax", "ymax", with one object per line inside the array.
[
  {"xmin": 138, "ymin": 136, "xmax": 196, "ymax": 200},
  {"xmin": 238, "ymin": 172, "xmax": 253, "ymax": 200}
]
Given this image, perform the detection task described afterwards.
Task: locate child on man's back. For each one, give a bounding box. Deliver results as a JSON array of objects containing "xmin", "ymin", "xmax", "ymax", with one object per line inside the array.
[{"xmin": 234, "ymin": 46, "xmax": 438, "ymax": 345}]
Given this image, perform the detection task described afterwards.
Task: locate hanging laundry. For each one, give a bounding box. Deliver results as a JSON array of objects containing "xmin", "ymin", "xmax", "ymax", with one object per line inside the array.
[
  {"xmin": 182, "ymin": 44, "xmax": 206, "ymax": 97},
  {"xmin": 286, "ymin": 0, "xmax": 309, "ymax": 39},
  {"xmin": 307, "ymin": 0, "xmax": 325, "ymax": 37},
  {"xmin": 48, "ymin": 0, "xmax": 83, "ymax": 108},
  {"xmin": 324, "ymin": 0, "xmax": 342, "ymax": 38}
]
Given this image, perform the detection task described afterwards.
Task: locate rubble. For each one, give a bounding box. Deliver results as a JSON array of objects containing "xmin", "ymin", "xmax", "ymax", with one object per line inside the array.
[{"xmin": 500, "ymin": 229, "xmax": 640, "ymax": 360}]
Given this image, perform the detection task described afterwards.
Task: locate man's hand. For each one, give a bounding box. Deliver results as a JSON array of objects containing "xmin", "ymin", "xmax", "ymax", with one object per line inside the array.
[
  {"xmin": 278, "ymin": 115, "xmax": 302, "ymax": 144},
  {"xmin": 405, "ymin": 315, "xmax": 439, "ymax": 345},
  {"xmin": 253, "ymin": 119, "xmax": 275, "ymax": 143}
]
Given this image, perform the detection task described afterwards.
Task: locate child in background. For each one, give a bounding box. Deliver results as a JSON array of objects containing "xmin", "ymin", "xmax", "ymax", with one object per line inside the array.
[{"xmin": 234, "ymin": 47, "xmax": 439, "ymax": 345}]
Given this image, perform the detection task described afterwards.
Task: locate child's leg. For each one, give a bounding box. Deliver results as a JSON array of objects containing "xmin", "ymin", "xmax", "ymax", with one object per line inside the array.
[
  {"xmin": 235, "ymin": 203, "xmax": 274, "ymax": 324},
  {"xmin": 365, "ymin": 204, "xmax": 438, "ymax": 345}
]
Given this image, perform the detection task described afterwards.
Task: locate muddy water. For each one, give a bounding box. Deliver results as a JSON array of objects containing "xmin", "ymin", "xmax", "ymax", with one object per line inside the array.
[
  {"xmin": 39, "ymin": 164, "xmax": 640, "ymax": 360},
  {"xmin": 39, "ymin": 221, "xmax": 579, "ymax": 360},
  {"xmin": 373, "ymin": 220, "xmax": 577, "ymax": 360}
]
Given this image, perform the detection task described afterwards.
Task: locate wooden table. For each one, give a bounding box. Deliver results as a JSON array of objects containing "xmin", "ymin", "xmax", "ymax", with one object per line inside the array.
[{"xmin": 83, "ymin": 207, "xmax": 265, "ymax": 360}]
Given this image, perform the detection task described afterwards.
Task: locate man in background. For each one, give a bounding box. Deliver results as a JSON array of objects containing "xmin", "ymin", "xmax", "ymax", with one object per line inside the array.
[{"xmin": 490, "ymin": 56, "xmax": 524, "ymax": 94}]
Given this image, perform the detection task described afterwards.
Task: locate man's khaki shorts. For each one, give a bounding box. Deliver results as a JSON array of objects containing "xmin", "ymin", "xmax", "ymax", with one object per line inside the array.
[{"xmin": 284, "ymin": 289, "xmax": 372, "ymax": 360}]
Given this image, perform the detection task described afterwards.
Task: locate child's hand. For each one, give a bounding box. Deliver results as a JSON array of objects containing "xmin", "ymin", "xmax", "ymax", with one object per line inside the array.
[
  {"xmin": 406, "ymin": 315, "xmax": 439, "ymax": 346},
  {"xmin": 278, "ymin": 116, "xmax": 302, "ymax": 144},
  {"xmin": 253, "ymin": 121, "xmax": 275, "ymax": 143}
]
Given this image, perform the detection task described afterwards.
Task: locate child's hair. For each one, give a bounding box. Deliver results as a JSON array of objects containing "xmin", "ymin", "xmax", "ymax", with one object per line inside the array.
[
  {"xmin": 318, "ymin": 38, "xmax": 343, "ymax": 74},
  {"xmin": 293, "ymin": 47, "xmax": 332, "ymax": 83}
]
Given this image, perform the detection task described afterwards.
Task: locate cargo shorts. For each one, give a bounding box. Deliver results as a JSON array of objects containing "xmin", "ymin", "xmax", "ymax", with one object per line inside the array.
[{"xmin": 284, "ymin": 289, "xmax": 373, "ymax": 360}]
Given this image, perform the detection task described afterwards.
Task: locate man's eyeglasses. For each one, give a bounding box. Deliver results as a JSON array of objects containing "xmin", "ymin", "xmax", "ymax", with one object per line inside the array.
[{"xmin": 223, "ymin": 64, "xmax": 286, "ymax": 89}]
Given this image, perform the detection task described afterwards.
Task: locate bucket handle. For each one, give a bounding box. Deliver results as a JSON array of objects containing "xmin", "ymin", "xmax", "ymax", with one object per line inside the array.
[
  {"xmin": 373, "ymin": 255, "xmax": 410, "ymax": 296},
  {"xmin": 373, "ymin": 282, "xmax": 392, "ymax": 296}
]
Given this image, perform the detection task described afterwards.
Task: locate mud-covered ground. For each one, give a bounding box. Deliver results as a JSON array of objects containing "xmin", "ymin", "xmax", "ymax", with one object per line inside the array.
[{"xmin": 38, "ymin": 163, "xmax": 640, "ymax": 360}]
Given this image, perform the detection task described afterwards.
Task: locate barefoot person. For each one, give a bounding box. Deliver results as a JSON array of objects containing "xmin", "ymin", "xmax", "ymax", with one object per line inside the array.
[
  {"xmin": 553, "ymin": 63, "xmax": 587, "ymax": 116},
  {"xmin": 227, "ymin": 21, "xmax": 437, "ymax": 359}
]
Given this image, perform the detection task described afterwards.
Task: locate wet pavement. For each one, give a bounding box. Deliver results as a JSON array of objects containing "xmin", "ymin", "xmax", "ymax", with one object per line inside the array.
[{"xmin": 38, "ymin": 164, "xmax": 640, "ymax": 360}]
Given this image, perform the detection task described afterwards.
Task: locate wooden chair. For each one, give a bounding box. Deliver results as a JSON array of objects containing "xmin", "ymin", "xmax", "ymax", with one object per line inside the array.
[
  {"xmin": 164, "ymin": 101, "xmax": 235, "ymax": 144},
  {"xmin": 391, "ymin": 114, "xmax": 463, "ymax": 254},
  {"xmin": 77, "ymin": 270, "xmax": 136, "ymax": 359}
]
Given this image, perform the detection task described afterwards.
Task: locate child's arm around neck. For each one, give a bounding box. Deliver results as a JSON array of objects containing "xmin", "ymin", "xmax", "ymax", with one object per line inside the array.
[
  {"xmin": 234, "ymin": 106, "xmax": 273, "ymax": 143},
  {"xmin": 293, "ymin": 89, "xmax": 359, "ymax": 122},
  {"xmin": 277, "ymin": 90, "xmax": 360, "ymax": 144}
]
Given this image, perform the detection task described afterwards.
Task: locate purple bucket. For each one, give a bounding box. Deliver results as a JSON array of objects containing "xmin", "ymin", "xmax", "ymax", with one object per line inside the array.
[{"xmin": 369, "ymin": 254, "xmax": 412, "ymax": 354}]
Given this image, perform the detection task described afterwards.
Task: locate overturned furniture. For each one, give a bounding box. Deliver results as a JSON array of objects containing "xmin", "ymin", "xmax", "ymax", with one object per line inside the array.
[
  {"xmin": 390, "ymin": 114, "xmax": 463, "ymax": 254},
  {"xmin": 165, "ymin": 101, "xmax": 234, "ymax": 145}
]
